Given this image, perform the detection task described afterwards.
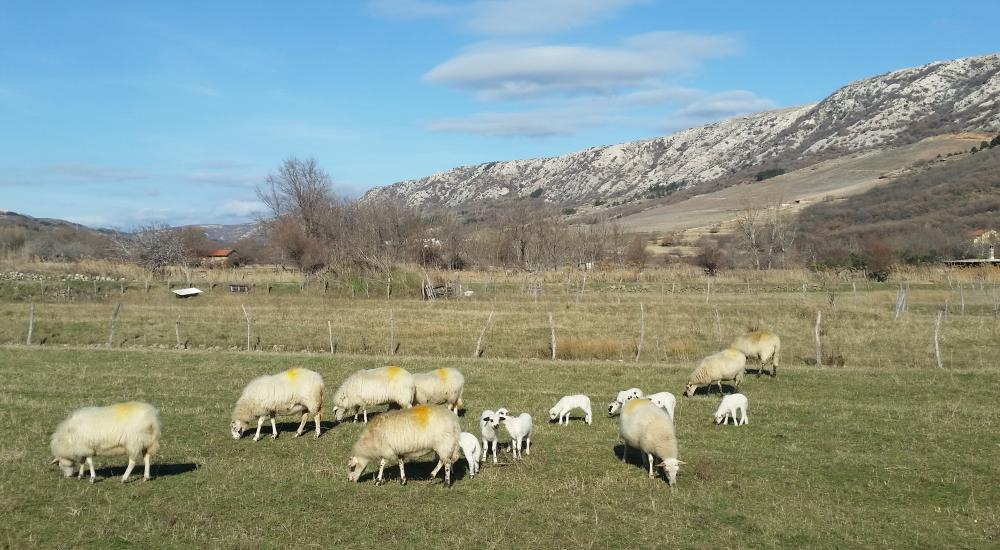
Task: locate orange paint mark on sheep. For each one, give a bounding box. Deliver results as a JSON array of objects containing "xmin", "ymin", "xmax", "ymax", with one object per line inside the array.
[
  {"xmin": 750, "ymin": 332, "xmax": 769, "ymax": 343},
  {"xmin": 624, "ymin": 399, "xmax": 650, "ymax": 414},
  {"xmin": 387, "ymin": 366, "xmax": 405, "ymax": 379},
  {"xmin": 113, "ymin": 402, "xmax": 139, "ymax": 419},
  {"xmin": 411, "ymin": 405, "xmax": 432, "ymax": 426},
  {"xmin": 285, "ymin": 368, "xmax": 301, "ymax": 380},
  {"xmin": 436, "ymin": 368, "xmax": 448, "ymax": 381}
]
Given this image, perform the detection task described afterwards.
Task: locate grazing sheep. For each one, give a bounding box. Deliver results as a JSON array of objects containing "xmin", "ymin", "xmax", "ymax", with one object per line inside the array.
[
  {"xmin": 479, "ymin": 410, "xmax": 502, "ymax": 464},
  {"xmin": 647, "ymin": 391, "xmax": 677, "ymax": 420},
  {"xmin": 714, "ymin": 393, "xmax": 749, "ymax": 425},
  {"xmin": 459, "ymin": 432, "xmax": 482, "ymax": 477},
  {"xmin": 50, "ymin": 401, "xmax": 161, "ymax": 483},
  {"xmin": 347, "ymin": 404, "xmax": 461, "ymax": 486},
  {"xmin": 684, "ymin": 349, "xmax": 747, "ymax": 397},
  {"xmin": 730, "ymin": 331, "xmax": 781, "ymax": 377},
  {"xmin": 618, "ymin": 398, "xmax": 683, "ymax": 485},
  {"xmin": 606, "ymin": 388, "xmax": 645, "ymax": 415},
  {"xmin": 331, "ymin": 365, "xmax": 415, "ymax": 423},
  {"xmin": 230, "ymin": 368, "xmax": 325, "ymax": 441},
  {"xmin": 549, "ymin": 394, "xmax": 592, "ymax": 425},
  {"xmin": 413, "ymin": 368, "xmax": 465, "ymax": 412},
  {"xmin": 499, "ymin": 411, "xmax": 533, "ymax": 459}
]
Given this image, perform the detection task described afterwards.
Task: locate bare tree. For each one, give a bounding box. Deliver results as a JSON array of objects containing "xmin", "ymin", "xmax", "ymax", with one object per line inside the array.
[
  {"xmin": 112, "ymin": 224, "xmax": 187, "ymax": 272},
  {"xmin": 735, "ymin": 206, "xmax": 763, "ymax": 269},
  {"xmin": 257, "ymin": 157, "xmax": 335, "ymax": 240}
]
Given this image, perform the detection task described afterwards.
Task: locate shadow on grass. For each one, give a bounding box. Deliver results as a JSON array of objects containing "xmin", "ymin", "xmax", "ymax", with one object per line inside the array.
[
  {"xmin": 744, "ymin": 366, "xmax": 777, "ymax": 378},
  {"xmin": 93, "ymin": 462, "xmax": 199, "ymax": 481},
  {"xmin": 354, "ymin": 458, "xmax": 471, "ymax": 485},
  {"xmin": 684, "ymin": 383, "xmax": 739, "ymax": 397},
  {"xmin": 612, "ymin": 445, "xmax": 670, "ymax": 483}
]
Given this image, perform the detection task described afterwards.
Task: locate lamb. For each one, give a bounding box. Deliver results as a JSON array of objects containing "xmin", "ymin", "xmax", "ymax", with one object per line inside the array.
[
  {"xmin": 714, "ymin": 393, "xmax": 749, "ymax": 425},
  {"xmin": 459, "ymin": 432, "xmax": 482, "ymax": 477},
  {"xmin": 346, "ymin": 404, "xmax": 461, "ymax": 486},
  {"xmin": 647, "ymin": 391, "xmax": 677, "ymax": 420},
  {"xmin": 479, "ymin": 410, "xmax": 502, "ymax": 464},
  {"xmin": 684, "ymin": 349, "xmax": 747, "ymax": 397},
  {"xmin": 412, "ymin": 368, "xmax": 465, "ymax": 412},
  {"xmin": 50, "ymin": 401, "xmax": 161, "ymax": 483},
  {"xmin": 230, "ymin": 368, "xmax": 324, "ymax": 441},
  {"xmin": 730, "ymin": 331, "xmax": 781, "ymax": 377},
  {"xmin": 618, "ymin": 398, "xmax": 683, "ymax": 485},
  {"xmin": 607, "ymin": 387, "xmax": 644, "ymax": 415},
  {"xmin": 331, "ymin": 365, "xmax": 415, "ymax": 423},
  {"xmin": 549, "ymin": 394, "xmax": 592, "ymax": 425},
  {"xmin": 499, "ymin": 411, "xmax": 533, "ymax": 459}
]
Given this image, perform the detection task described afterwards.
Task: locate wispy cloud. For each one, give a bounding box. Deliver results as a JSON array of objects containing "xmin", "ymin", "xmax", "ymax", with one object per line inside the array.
[
  {"xmin": 672, "ymin": 90, "xmax": 777, "ymax": 121},
  {"xmin": 216, "ymin": 199, "xmax": 266, "ymax": 218},
  {"xmin": 46, "ymin": 162, "xmax": 148, "ymax": 182}
]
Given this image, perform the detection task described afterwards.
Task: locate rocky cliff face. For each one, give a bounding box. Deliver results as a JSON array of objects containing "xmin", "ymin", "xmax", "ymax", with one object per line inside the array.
[{"xmin": 364, "ymin": 53, "xmax": 1000, "ymax": 208}]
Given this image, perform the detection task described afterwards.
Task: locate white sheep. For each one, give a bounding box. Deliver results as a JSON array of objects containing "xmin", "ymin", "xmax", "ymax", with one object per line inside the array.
[
  {"xmin": 549, "ymin": 394, "xmax": 592, "ymax": 425},
  {"xmin": 684, "ymin": 349, "xmax": 747, "ymax": 397},
  {"xmin": 714, "ymin": 393, "xmax": 749, "ymax": 425},
  {"xmin": 730, "ymin": 331, "xmax": 781, "ymax": 378},
  {"xmin": 618, "ymin": 398, "xmax": 683, "ymax": 485},
  {"xmin": 347, "ymin": 404, "xmax": 461, "ymax": 486},
  {"xmin": 607, "ymin": 387, "xmax": 644, "ymax": 415},
  {"xmin": 479, "ymin": 410, "xmax": 502, "ymax": 464},
  {"xmin": 647, "ymin": 391, "xmax": 677, "ymax": 420},
  {"xmin": 412, "ymin": 367, "xmax": 465, "ymax": 412},
  {"xmin": 459, "ymin": 432, "xmax": 482, "ymax": 477},
  {"xmin": 50, "ymin": 401, "xmax": 161, "ymax": 483},
  {"xmin": 331, "ymin": 365, "xmax": 415, "ymax": 423},
  {"xmin": 230, "ymin": 368, "xmax": 325, "ymax": 441},
  {"xmin": 499, "ymin": 411, "xmax": 533, "ymax": 459}
]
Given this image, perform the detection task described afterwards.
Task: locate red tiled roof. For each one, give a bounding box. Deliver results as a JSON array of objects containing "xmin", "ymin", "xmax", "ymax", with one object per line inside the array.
[{"xmin": 204, "ymin": 249, "xmax": 235, "ymax": 257}]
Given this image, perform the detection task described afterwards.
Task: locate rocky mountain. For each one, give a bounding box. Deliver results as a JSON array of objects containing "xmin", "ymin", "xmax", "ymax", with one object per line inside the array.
[{"xmin": 363, "ymin": 53, "xmax": 1000, "ymax": 209}]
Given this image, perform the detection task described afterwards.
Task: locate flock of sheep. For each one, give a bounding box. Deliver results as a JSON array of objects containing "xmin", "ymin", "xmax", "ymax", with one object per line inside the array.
[{"xmin": 48, "ymin": 330, "xmax": 781, "ymax": 487}]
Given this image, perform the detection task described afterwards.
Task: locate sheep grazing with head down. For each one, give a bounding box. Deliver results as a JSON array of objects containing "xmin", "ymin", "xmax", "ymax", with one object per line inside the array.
[
  {"xmin": 684, "ymin": 349, "xmax": 747, "ymax": 397},
  {"xmin": 714, "ymin": 393, "xmax": 749, "ymax": 425},
  {"xmin": 549, "ymin": 394, "xmax": 592, "ymax": 425},
  {"xmin": 331, "ymin": 365, "xmax": 415, "ymax": 423},
  {"xmin": 618, "ymin": 398, "xmax": 683, "ymax": 485},
  {"xmin": 347, "ymin": 404, "xmax": 461, "ymax": 486},
  {"xmin": 647, "ymin": 391, "xmax": 677, "ymax": 420},
  {"xmin": 730, "ymin": 331, "xmax": 781, "ymax": 377},
  {"xmin": 607, "ymin": 387, "xmax": 644, "ymax": 415},
  {"xmin": 230, "ymin": 368, "xmax": 325, "ymax": 441},
  {"xmin": 459, "ymin": 432, "xmax": 482, "ymax": 477},
  {"xmin": 50, "ymin": 401, "xmax": 161, "ymax": 483},
  {"xmin": 498, "ymin": 410, "xmax": 533, "ymax": 459},
  {"xmin": 479, "ymin": 410, "xmax": 501, "ymax": 464},
  {"xmin": 412, "ymin": 368, "xmax": 465, "ymax": 413}
]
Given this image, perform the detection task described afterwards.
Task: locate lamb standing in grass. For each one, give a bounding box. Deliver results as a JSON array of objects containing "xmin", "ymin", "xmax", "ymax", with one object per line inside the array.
[
  {"xmin": 50, "ymin": 401, "xmax": 161, "ymax": 483},
  {"xmin": 499, "ymin": 411, "xmax": 533, "ymax": 459},
  {"xmin": 459, "ymin": 432, "xmax": 481, "ymax": 477},
  {"xmin": 479, "ymin": 410, "xmax": 501, "ymax": 464},
  {"xmin": 714, "ymin": 393, "xmax": 749, "ymax": 425},
  {"xmin": 730, "ymin": 331, "xmax": 781, "ymax": 377},
  {"xmin": 412, "ymin": 368, "xmax": 465, "ymax": 412},
  {"xmin": 618, "ymin": 398, "xmax": 682, "ymax": 485},
  {"xmin": 684, "ymin": 349, "xmax": 747, "ymax": 397},
  {"xmin": 331, "ymin": 365, "xmax": 415, "ymax": 423},
  {"xmin": 549, "ymin": 394, "xmax": 592, "ymax": 425},
  {"xmin": 606, "ymin": 388, "xmax": 644, "ymax": 415},
  {"xmin": 347, "ymin": 404, "xmax": 461, "ymax": 486},
  {"xmin": 230, "ymin": 368, "xmax": 325, "ymax": 440},
  {"xmin": 647, "ymin": 391, "xmax": 677, "ymax": 420}
]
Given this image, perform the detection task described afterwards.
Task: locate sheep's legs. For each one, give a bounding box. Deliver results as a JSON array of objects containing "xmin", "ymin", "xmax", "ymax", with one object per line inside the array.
[
  {"xmin": 77, "ymin": 463, "xmax": 86, "ymax": 479},
  {"xmin": 86, "ymin": 457, "xmax": 96, "ymax": 482},
  {"xmin": 313, "ymin": 412, "xmax": 322, "ymax": 438},
  {"xmin": 295, "ymin": 412, "xmax": 309, "ymax": 437},
  {"xmin": 646, "ymin": 453, "xmax": 655, "ymax": 478},
  {"xmin": 121, "ymin": 458, "xmax": 135, "ymax": 483},
  {"xmin": 398, "ymin": 460, "xmax": 407, "ymax": 485},
  {"xmin": 621, "ymin": 443, "xmax": 628, "ymax": 462},
  {"xmin": 143, "ymin": 452, "xmax": 152, "ymax": 480},
  {"xmin": 481, "ymin": 439, "xmax": 488, "ymax": 462},
  {"xmin": 270, "ymin": 417, "xmax": 279, "ymax": 439},
  {"xmin": 375, "ymin": 459, "xmax": 386, "ymax": 485},
  {"xmin": 492, "ymin": 442, "xmax": 498, "ymax": 464},
  {"xmin": 444, "ymin": 463, "xmax": 452, "ymax": 487},
  {"xmin": 525, "ymin": 436, "xmax": 531, "ymax": 456},
  {"xmin": 363, "ymin": 409, "xmax": 368, "ymax": 423},
  {"xmin": 253, "ymin": 416, "xmax": 265, "ymax": 441}
]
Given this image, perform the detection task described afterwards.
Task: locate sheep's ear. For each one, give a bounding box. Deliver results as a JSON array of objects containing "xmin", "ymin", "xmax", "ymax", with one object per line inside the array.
[{"xmin": 49, "ymin": 458, "xmax": 59, "ymax": 465}]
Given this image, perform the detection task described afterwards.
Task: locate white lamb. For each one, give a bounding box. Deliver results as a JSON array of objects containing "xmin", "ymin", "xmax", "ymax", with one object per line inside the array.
[
  {"xmin": 607, "ymin": 387, "xmax": 644, "ymax": 415},
  {"xmin": 647, "ymin": 391, "xmax": 677, "ymax": 420},
  {"xmin": 331, "ymin": 365, "xmax": 415, "ymax": 423},
  {"xmin": 684, "ymin": 349, "xmax": 747, "ymax": 397},
  {"xmin": 459, "ymin": 432, "xmax": 482, "ymax": 477},
  {"xmin": 714, "ymin": 393, "xmax": 749, "ymax": 426},
  {"xmin": 730, "ymin": 331, "xmax": 781, "ymax": 378},
  {"xmin": 499, "ymin": 411, "xmax": 533, "ymax": 459},
  {"xmin": 347, "ymin": 404, "xmax": 461, "ymax": 486},
  {"xmin": 230, "ymin": 368, "xmax": 325, "ymax": 441},
  {"xmin": 549, "ymin": 394, "xmax": 592, "ymax": 425},
  {"xmin": 50, "ymin": 401, "xmax": 161, "ymax": 483},
  {"xmin": 412, "ymin": 368, "xmax": 465, "ymax": 412},
  {"xmin": 479, "ymin": 410, "xmax": 502, "ymax": 464},
  {"xmin": 618, "ymin": 398, "xmax": 683, "ymax": 485}
]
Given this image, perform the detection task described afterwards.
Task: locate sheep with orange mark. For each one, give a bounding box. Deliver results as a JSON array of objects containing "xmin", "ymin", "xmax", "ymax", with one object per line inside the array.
[
  {"xmin": 50, "ymin": 401, "xmax": 161, "ymax": 483},
  {"xmin": 230, "ymin": 368, "xmax": 325, "ymax": 441},
  {"xmin": 331, "ymin": 365, "xmax": 415, "ymax": 423},
  {"xmin": 684, "ymin": 349, "xmax": 747, "ymax": 397},
  {"xmin": 729, "ymin": 331, "xmax": 781, "ymax": 377},
  {"xmin": 347, "ymin": 404, "xmax": 462, "ymax": 486},
  {"xmin": 412, "ymin": 367, "xmax": 465, "ymax": 412},
  {"xmin": 618, "ymin": 398, "xmax": 683, "ymax": 485}
]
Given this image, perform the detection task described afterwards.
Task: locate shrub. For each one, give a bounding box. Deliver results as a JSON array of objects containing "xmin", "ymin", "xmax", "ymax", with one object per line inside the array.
[
  {"xmin": 529, "ymin": 188, "xmax": 544, "ymax": 198},
  {"xmin": 754, "ymin": 168, "xmax": 786, "ymax": 181}
]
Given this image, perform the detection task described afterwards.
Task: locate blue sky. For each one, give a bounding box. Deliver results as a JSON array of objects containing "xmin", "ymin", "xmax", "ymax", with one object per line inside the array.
[{"xmin": 1, "ymin": 0, "xmax": 997, "ymax": 228}]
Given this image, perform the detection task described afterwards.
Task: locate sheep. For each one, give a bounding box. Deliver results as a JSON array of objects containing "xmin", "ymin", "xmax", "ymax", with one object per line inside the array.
[
  {"xmin": 549, "ymin": 394, "xmax": 592, "ymax": 425},
  {"xmin": 459, "ymin": 432, "xmax": 482, "ymax": 477},
  {"xmin": 331, "ymin": 365, "xmax": 415, "ymax": 423},
  {"xmin": 479, "ymin": 410, "xmax": 502, "ymax": 464},
  {"xmin": 49, "ymin": 401, "xmax": 161, "ymax": 483},
  {"xmin": 498, "ymin": 411, "xmax": 533, "ymax": 459},
  {"xmin": 730, "ymin": 331, "xmax": 781, "ymax": 377},
  {"xmin": 714, "ymin": 393, "xmax": 749, "ymax": 426},
  {"xmin": 684, "ymin": 349, "xmax": 747, "ymax": 397},
  {"xmin": 412, "ymin": 367, "xmax": 465, "ymax": 412},
  {"xmin": 618, "ymin": 398, "xmax": 683, "ymax": 485},
  {"xmin": 346, "ymin": 404, "xmax": 461, "ymax": 486},
  {"xmin": 647, "ymin": 391, "xmax": 677, "ymax": 420},
  {"xmin": 607, "ymin": 387, "xmax": 644, "ymax": 415},
  {"xmin": 230, "ymin": 368, "xmax": 324, "ymax": 441}
]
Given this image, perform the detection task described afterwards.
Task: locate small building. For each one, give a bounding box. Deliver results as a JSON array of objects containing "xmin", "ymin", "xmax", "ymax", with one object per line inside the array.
[
  {"xmin": 172, "ymin": 287, "xmax": 204, "ymax": 298},
  {"xmin": 203, "ymin": 249, "xmax": 239, "ymax": 266}
]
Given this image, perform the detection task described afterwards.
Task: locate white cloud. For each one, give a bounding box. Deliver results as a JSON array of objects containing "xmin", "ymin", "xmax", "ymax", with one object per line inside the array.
[
  {"xmin": 673, "ymin": 90, "xmax": 777, "ymax": 120},
  {"xmin": 216, "ymin": 199, "xmax": 266, "ymax": 218}
]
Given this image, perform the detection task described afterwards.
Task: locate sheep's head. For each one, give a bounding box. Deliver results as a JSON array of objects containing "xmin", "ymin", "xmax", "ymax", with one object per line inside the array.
[
  {"xmin": 347, "ymin": 456, "xmax": 369, "ymax": 482},
  {"xmin": 50, "ymin": 457, "xmax": 75, "ymax": 477},
  {"xmin": 713, "ymin": 411, "xmax": 725, "ymax": 425},
  {"xmin": 548, "ymin": 407, "xmax": 560, "ymax": 421},
  {"xmin": 480, "ymin": 411, "xmax": 499, "ymax": 428},
  {"xmin": 230, "ymin": 420, "xmax": 245, "ymax": 440},
  {"xmin": 495, "ymin": 408, "xmax": 509, "ymax": 420},
  {"xmin": 333, "ymin": 407, "xmax": 345, "ymax": 422},
  {"xmin": 683, "ymin": 384, "xmax": 697, "ymax": 397},
  {"xmin": 658, "ymin": 458, "xmax": 684, "ymax": 486},
  {"xmin": 607, "ymin": 400, "xmax": 622, "ymax": 416}
]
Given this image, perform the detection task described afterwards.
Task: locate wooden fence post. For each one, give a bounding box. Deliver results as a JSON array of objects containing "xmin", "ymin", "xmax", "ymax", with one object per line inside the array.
[
  {"xmin": 107, "ymin": 303, "xmax": 122, "ymax": 348},
  {"xmin": 473, "ymin": 310, "xmax": 495, "ymax": 358},
  {"xmin": 241, "ymin": 305, "xmax": 251, "ymax": 352},
  {"xmin": 548, "ymin": 312, "xmax": 557, "ymax": 360},
  {"xmin": 27, "ymin": 303, "xmax": 34, "ymax": 345},
  {"xmin": 934, "ymin": 311, "xmax": 943, "ymax": 369},
  {"xmin": 814, "ymin": 310, "xmax": 822, "ymax": 366},
  {"xmin": 635, "ymin": 303, "xmax": 645, "ymax": 362}
]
